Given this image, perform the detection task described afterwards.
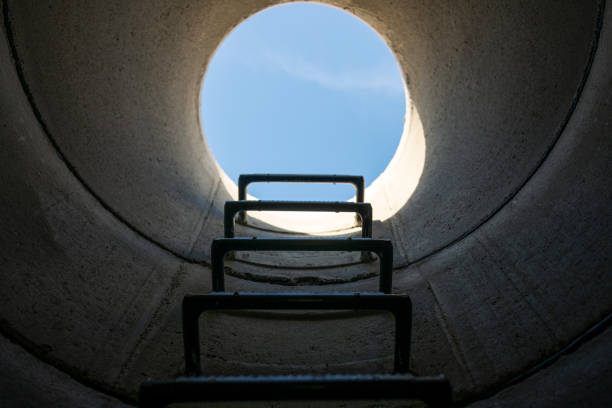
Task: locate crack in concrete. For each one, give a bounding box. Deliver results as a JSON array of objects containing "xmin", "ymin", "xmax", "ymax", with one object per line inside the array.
[
  {"xmin": 426, "ymin": 281, "xmax": 478, "ymax": 389},
  {"xmin": 187, "ymin": 177, "xmax": 221, "ymax": 257},
  {"xmin": 112, "ymin": 262, "xmax": 188, "ymax": 390}
]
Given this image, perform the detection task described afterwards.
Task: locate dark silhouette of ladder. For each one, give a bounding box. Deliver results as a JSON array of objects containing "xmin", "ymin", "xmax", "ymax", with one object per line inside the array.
[{"xmin": 139, "ymin": 174, "xmax": 452, "ymax": 407}]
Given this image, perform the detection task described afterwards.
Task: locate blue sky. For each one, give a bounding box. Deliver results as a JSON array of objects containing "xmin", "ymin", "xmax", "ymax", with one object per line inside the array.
[{"xmin": 201, "ymin": 3, "xmax": 405, "ymax": 201}]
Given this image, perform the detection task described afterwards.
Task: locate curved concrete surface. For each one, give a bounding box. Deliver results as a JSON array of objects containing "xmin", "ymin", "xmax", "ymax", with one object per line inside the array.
[{"xmin": 1, "ymin": 0, "xmax": 611, "ymax": 406}]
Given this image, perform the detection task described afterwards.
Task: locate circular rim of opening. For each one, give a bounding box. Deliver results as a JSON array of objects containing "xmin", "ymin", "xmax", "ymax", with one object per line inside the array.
[{"xmin": 199, "ymin": 2, "xmax": 425, "ymax": 235}]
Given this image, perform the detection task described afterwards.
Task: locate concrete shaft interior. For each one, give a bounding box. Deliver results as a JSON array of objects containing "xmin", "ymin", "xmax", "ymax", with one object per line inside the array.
[{"xmin": 1, "ymin": 0, "xmax": 611, "ymax": 406}]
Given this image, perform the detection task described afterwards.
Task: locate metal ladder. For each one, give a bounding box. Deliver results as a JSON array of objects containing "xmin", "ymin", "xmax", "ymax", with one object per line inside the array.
[{"xmin": 139, "ymin": 174, "xmax": 452, "ymax": 407}]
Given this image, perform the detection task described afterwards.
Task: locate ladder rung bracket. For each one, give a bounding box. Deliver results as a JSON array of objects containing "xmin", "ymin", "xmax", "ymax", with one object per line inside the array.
[
  {"xmin": 211, "ymin": 238, "xmax": 393, "ymax": 292},
  {"xmin": 237, "ymin": 174, "xmax": 365, "ymax": 224},
  {"xmin": 182, "ymin": 292, "xmax": 411, "ymax": 377},
  {"xmin": 224, "ymin": 200, "xmax": 373, "ymax": 238},
  {"xmin": 139, "ymin": 374, "xmax": 452, "ymax": 408}
]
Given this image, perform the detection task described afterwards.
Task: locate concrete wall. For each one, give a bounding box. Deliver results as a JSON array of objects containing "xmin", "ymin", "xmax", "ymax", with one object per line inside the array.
[{"xmin": 1, "ymin": 0, "xmax": 610, "ymax": 406}]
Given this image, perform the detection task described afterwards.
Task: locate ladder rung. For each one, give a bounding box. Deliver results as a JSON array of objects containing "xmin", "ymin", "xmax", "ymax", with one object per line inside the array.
[
  {"xmin": 211, "ymin": 238, "xmax": 393, "ymax": 292},
  {"xmin": 237, "ymin": 174, "xmax": 365, "ymax": 224},
  {"xmin": 224, "ymin": 200, "xmax": 372, "ymax": 238},
  {"xmin": 182, "ymin": 292, "xmax": 411, "ymax": 376},
  {"xmin": 139, "ymin": 374, "xmax": 452, "ymax": 408}
]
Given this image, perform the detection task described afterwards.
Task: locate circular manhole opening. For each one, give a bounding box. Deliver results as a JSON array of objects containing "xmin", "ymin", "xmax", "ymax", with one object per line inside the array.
[{"xmin": 200, "ymin": 3, "xmax": 416, "ymax": 284}]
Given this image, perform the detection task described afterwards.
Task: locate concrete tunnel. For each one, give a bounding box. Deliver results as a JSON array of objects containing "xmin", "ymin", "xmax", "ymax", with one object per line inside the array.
[{"xmin": 1, "ymin": 0, "xmax": 611, "ymax": 406}]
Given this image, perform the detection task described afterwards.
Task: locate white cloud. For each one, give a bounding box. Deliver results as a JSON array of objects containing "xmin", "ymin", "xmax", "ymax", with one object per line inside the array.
[
  {"xmin": 226, "ymin": 36, "xmax": 404, "ymax": 95},
  {"xmin": 262, "ymin": 49, "xmax": 403, "ymax": 94}
]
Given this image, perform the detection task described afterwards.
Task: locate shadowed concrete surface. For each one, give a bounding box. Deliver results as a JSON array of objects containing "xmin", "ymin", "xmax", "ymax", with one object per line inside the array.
[
  {"xmin": 0, "ymin": 335, "xmax": 130, "ymax": 408},
  {"xmin": 468, "ymin": 323, "xmax": 612, "ymax": 408},
  {"xmin": 1, "ymin": 0, "xmax": 611, "ymax": 406}
]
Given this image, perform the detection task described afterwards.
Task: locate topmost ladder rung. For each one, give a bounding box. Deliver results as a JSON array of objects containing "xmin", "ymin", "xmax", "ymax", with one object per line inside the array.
[{"xmin": 238, "ymin": 174, "xmax": 365, "ymax": 202}]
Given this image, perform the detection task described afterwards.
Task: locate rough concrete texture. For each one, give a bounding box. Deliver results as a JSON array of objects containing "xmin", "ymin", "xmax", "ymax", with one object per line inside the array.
[
  {"xmin": 0, "ymin": 334, "xmax": 129, "ymax": 408},
  {"xmin": 1, "ymin": 0, "xmax": 611, "ymax": 406},
  {"xmin": 467, "ymin": 324, "xmax": 612, "ymax": 408}
]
